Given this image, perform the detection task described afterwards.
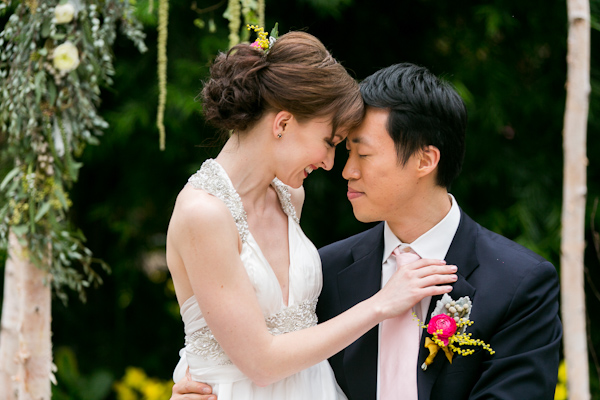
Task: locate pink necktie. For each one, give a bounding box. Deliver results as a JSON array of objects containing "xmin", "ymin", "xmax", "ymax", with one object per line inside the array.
[{"xmin": 379, "ymin": 247, "xmax": 421, "ymax": 400}]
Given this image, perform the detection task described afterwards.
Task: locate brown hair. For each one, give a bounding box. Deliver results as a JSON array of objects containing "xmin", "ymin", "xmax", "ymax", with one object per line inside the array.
[{"xmin": 201, "ymin": 31, "xmax": 364, "ymax": 137}]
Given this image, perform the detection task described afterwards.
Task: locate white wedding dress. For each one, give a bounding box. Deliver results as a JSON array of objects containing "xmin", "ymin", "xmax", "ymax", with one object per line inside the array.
[{"xmin": 173, "ymin": 159, "xmax": 347, "ymax": 400}]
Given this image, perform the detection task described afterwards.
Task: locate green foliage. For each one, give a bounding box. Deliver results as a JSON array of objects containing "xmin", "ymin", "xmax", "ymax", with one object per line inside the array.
[
  {"xmin": 223, "ymin": 0, "xmax": 265, "ymax": 48},
  {"xmin": 0, "ymin": 0, "xmax": 146, "ymax": 302},
  {"xmin": 52, "ymin": 346, "xmax": 114, "ymax": 400},
  {"xmin": 592, "ymin": 0, "xmax": 600, "ymax": 31}
]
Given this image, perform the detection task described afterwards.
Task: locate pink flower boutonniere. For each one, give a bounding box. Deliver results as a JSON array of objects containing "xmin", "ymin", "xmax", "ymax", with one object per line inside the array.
[{"xmin": 417, "ymin": 294, "xmax": 495, "ymax": 371}]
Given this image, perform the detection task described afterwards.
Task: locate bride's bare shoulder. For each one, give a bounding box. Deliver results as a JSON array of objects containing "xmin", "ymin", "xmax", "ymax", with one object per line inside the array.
[{"xmin": 170, "ymin": 184, "xmax": 236, "ymax": 234}]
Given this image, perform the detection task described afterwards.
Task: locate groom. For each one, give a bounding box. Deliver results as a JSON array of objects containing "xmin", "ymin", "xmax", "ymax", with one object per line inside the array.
[
  {"xmin": 169, "ymin": 63, "xmax": 562, "ymax": 399},
  {"xmin": 315, "ymin": 63, "xmax": 561, "ymax": 399}
]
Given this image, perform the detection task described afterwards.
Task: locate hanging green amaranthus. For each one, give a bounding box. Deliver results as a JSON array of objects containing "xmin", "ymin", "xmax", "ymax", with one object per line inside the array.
[{"xmin": 157, "ymin": 0, "xmax": 168, "ymax": 150}]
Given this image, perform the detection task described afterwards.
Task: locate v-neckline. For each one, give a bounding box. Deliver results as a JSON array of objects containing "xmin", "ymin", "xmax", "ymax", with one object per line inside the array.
[
  {"xmin": 195, "ymin": 159, "xmax": 296, "ymax": 308},
  {"xmin": 246, "ymin": 215, "xmax": 293, "ymax": 308}
]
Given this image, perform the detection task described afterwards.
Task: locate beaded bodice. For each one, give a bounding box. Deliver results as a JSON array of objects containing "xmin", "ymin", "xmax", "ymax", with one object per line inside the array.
[{"xmin": 182, "ymin": 159, "xmax": 321, "ymax": 366}]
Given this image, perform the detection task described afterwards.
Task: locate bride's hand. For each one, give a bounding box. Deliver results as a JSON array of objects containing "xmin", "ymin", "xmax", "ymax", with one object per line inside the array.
[{"xmin": 374, "ymin": 254, "xmax": 457, "ymax": 320}]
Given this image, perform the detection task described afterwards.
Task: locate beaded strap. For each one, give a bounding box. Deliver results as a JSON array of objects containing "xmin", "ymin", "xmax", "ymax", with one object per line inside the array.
[
  {"xmin": 185, "ymin": 299, "xmax": 318, "ymax": 365},
  {"xmin": 271, "ymin": 178, "xmax": 300, "ymax": 224},
  {"xmin": 187, "ymin": 159, "xmax": 250, "ymax": 242}
]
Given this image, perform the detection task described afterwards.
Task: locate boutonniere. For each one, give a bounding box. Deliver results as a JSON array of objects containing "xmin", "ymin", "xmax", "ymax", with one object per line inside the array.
[{"xmin": 416, "ymin": 294, "xmax": 495, "ymax": 371}]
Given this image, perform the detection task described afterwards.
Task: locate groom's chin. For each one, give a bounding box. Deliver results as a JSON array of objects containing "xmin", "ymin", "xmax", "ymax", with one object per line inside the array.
[{"xmin": 350, "ymin": 209, "xmax": 376, "ymax": 224}]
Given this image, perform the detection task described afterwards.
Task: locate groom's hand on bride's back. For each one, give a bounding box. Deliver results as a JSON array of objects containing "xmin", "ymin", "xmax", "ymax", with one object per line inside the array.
[{"xmin": 171, "ymin": 374, "xmax": 216, "ymax": 400}]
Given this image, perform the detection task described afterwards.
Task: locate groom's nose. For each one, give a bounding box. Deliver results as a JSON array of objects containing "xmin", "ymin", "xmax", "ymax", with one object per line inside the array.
[{"xmin": 342, "ymin": 158, "xmax": 359, "ymax": 181}]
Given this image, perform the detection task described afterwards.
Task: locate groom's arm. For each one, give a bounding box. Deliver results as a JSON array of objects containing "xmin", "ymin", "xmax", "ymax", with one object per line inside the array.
[{"xmin": 469, "ymin": 260, "xmax": 562, "ymax": 399}]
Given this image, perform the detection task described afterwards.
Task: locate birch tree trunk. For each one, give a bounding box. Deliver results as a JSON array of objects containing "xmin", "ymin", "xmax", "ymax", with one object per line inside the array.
[
  {"xmin": 561, "ymin": 0, "xmax": 591, "ymax": 399},
  {"xmin": 0, "ymin": 233, "xmax": 22, "ymax": 399},
  {"xmin": 0, "ymin": 232, "xmax": 52, "ymax": 400}
]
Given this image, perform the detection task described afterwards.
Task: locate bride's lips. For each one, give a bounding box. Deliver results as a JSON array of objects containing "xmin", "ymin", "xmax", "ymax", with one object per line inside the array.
[{"xmin": 347, "ymin": 186, "xmax": 364, "ymax": 200}]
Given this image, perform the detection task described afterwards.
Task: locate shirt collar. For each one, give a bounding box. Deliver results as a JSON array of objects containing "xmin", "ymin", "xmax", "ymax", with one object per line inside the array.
[{"xmin": 382, "ymin": 194, "xmax": 461, "ymax": 263}]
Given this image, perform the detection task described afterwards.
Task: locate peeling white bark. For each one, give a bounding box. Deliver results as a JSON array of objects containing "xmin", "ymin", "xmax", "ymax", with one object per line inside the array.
[
  {"xmin": 0, "ymin": 232, "xmax": 52, "ymax": 400},
  {"xmin": 561, "ymin": 0, "xmax": 591, "ymax": 399},
  {"xmin": 0, "ymin": 232, "xmax": 22, "ymax": 399}
]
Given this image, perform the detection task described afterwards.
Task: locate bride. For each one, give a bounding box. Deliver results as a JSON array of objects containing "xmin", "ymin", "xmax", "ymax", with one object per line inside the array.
[{"xmin": 167, "ymin": 29, "xmax": 457, "ymax": 399}]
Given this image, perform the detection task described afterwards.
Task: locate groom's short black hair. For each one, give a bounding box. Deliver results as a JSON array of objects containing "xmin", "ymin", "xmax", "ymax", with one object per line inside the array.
[{"xmin": 360, "ymin": 63, "xmax": 467, "ymax": 189}]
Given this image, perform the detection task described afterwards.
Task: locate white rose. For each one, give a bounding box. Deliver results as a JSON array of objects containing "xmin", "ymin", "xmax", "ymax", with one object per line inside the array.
[
  {"xmin": 54, "ymin": 3, "xmax": 76, "ymax": 24},
  {"xmin": 53, "ymin": 41, "xmax": 80, "ymax": 72}
]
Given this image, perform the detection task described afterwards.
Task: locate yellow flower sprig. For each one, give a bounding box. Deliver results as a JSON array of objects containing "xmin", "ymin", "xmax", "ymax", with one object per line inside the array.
[{"xmin": 247, "ymin": 24, "xmax": 270, "ymax": 50}]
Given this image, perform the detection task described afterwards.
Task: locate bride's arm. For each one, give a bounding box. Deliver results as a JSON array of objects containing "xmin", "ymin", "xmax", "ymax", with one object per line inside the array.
[{"xmin": 169, "ymin": 191, "xmax": 456, "ymax": 387}]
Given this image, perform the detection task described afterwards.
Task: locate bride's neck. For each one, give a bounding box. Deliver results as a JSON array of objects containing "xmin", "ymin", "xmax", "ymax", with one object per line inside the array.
[{"xmin": 216, "ymin": 132, "xmax": 276, "ymax": 208}]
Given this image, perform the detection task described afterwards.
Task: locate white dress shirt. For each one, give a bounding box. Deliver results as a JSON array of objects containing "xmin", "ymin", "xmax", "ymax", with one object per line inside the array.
[{"xmin": 376, "ymin": 194, "xmax": 461, "ymax": 399}]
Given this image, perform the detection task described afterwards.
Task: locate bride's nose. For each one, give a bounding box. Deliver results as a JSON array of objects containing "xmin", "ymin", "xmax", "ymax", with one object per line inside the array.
[{"xmin": 321, "ymin": 148, "xmax": 335, "ymax": 171}]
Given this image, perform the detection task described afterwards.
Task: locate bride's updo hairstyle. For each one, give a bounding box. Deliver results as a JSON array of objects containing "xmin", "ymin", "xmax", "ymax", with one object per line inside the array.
[{"xmin": 201, "ymin": 31, "xmax": 364, "ymax": 137}]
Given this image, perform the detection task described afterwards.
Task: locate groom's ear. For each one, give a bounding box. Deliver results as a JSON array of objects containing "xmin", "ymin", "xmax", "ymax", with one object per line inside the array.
[{"xmin": 417, "ymin": 145, "xmax": 441, "ymax": 177}]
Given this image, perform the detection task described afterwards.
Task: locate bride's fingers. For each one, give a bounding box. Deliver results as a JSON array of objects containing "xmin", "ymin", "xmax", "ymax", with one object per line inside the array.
[
  {"xmin": 417, "ymin": 273, "xmax": 458, "ymax": 288},
  {"xmin": 398, "ymin": 258, "xmax": 447, "ymax": 270},
  {"xmin": 413, "ymin": 264, "xmax": 457, "ymax": 279},
  {"xmin": 420, "ymin": 284, "xmax": 454, "ymax": 297}
]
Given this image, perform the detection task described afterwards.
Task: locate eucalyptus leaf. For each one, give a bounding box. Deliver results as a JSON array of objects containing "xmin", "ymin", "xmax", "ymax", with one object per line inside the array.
[
  {"xmin": 11, "ymin": 224, "xmax": 27, "ymax": 237},
  {"xmin": 48, "ymin": 80, "xmax": 57, "ymax": 106},
  {"xmin": 270, "ymin": 22, "xmax": 279, "ymax": 39},
  {"xmin": 41, "ymin": 19, "xmax": 51, "ymax": 38},
  {"xmin": 28, "ymin": 195, "xmax": 35, "ymax": 233},
  {"xmin": 68, "ymin": 161, "xmax": 83, "ymax": 182},
  {"xmin": 34, "ymin": 202, "xmax": 51, "ymax": 222},
  {"xmin": 0, "ymin": 167, "xmax": 20, "ymax": 191},
  {"xmin": 34, "ymin": 70, "xmax": 45, "ymax": 88},
  {"xmin": 54, "ymin": 186, "xmax": 69, "ymax": 210}
]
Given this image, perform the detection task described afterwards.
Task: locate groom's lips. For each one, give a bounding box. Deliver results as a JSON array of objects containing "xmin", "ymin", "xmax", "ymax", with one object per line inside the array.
[{"xmin": 347, "ymin": 187, "xmax": 363, "ymax": 200}]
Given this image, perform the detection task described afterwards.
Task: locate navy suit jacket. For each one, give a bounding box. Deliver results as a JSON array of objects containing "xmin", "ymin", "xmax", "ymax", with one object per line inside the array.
[{"xmin": 317, "ymin": 210, "xmax": 562, "ymax": 400}]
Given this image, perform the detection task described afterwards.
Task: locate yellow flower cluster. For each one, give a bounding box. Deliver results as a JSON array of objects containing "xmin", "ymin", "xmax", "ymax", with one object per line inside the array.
[
  {"xmin": 8, "ymin": 199, "xmax": 28, "ymax": 225},
  {"xmin": 445, "ymin": 331, "xmax": 495, "ymax": 356},
  {"xmin": 554, "ymin": 361, "xmax": 567, "ymax": 400},
  {"xmin": 247, "ymin": 24, "xmax": 270, "ymax": 50},
  {"xmin": 113, "ymin": 366, "xmax": 173, "ymax": 400}
]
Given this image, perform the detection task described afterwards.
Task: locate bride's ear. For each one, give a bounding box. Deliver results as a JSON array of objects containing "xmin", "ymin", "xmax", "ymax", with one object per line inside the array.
[{"xmin": 272, "ymin": 111, "xmax": 292, "ymax": 139}]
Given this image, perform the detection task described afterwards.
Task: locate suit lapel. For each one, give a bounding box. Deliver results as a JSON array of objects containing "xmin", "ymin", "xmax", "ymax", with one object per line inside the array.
[
  {"xmin": 417, "ymin": 211, "xmax": 480, "ymax": 400},
  {"xmin": 338, "ymin": 223, "xmax": 384, "ymax": 400}
]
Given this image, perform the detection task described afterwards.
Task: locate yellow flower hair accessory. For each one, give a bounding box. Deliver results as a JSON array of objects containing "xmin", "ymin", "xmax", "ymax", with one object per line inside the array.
[
  {"xmin": 247, "ymin": 23, "xmax": 279, "ymax": 52},
  {"xmin": 416, "ymin": 294, "xmax": 495, "ymax": 371}
]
